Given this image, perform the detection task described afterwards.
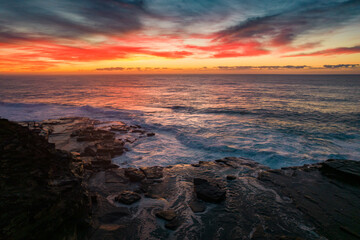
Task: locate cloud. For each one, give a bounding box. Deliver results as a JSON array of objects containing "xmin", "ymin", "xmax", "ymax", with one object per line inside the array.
[
  {"xmin": 1, "ymin": 0, "xmax": 360, "ymax": 70},
  {"xmin": 215, "ymin": 64, "xmax": 360, "ymax": 70},
  {"xmin": 95, "ymin": 64, "xmax": 360, "ymax": 72},
  {"xmin": 214, "ymin": 0, "xmax": 360, "ymax": 48},
  {"xmin": 323, "ymin": 64, "xmax": 360, "ymax": 69},
  {"xmin": 217, "ymin": 65, "xmax": 309, "ymax": 70},
  {"xmin": 0, "ymin": 0, "xmax": 146, "ymax": 43},
  {"xmin": 185, "ymin": 41, "xmax": 270, "ymax": 58},
  {"xmin": 285, "ymin": 45, "xmax": 360, "ymax": 57},
  {"xmin": 96, "ymin": 67, "xmax": 125, "ymax": 71}
]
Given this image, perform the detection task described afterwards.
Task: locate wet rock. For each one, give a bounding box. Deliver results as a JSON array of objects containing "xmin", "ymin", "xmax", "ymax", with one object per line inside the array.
[
  {"xmin": 110, "ymin": 125, "xmax": 128, "ymax": 132},
  {"xmin": 99, "ymin": 210, "xmax": 130, "ymax": 223},
  {"xmin": 140, "ymin": 166, "xmax": 163, "ymax": 179},
  {"xmin": 155, "ymin": 209, "xmax": 177, "ymax": 221},
  {"xmin": 226, "ymin": 175, "xmax": 237, "ymax": 180},
  {"xmin": 194, "ymin": 178, "xmax": 226, "ymax": 203},
  {"xmin": 165, "ymin": 218, "xmax": 182, "ymax": 230},
  {"xmin": 115, "ymin": 191, "xmax": 141, "ymax": 205},
  {"xmin": 189, "ymin": 201, "xmax": 206, "ymax": 213},
  {"xmin": 132, "ymin": 129, "xmax": 146, "ymax": 134},
  {"xmin": 125, "ymin": 168, "xmax": 145, "ymax": 182},
  {"xmin": 322, "ymin": 159, "xmax": 360, "ymax": 181}
]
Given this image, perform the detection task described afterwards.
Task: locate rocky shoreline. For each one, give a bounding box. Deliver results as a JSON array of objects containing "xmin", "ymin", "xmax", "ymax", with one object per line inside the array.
[{"xmin": 1, "ymin": 117, "xmax": 360, "ymax": 240}]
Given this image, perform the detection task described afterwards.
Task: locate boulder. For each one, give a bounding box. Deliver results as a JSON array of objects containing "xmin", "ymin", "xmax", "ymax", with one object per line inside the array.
[
  {"xmin": 165, "ymin": 218, "xmax": 182, "ymax": 230},
  {"xmin": 125, "ymin": 168, "xmax": 145, "ymax": 182},
  {"xmin": 155, "ymin": 209, "xmax": 177, "ymax": 221},
  {"xmin": 193, "ymin": 178, "xmax": 226, "ymax": 203},
  {"xmin": 189, "ymin": 201, "xmax": 206, "ymax": 213},
  {"xmin": 115, "ymin": 191, "xmax": 141, "ymax": 205}
]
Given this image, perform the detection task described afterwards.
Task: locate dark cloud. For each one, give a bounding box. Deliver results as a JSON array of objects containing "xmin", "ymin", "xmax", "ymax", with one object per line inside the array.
[
  {"xmin": 217, "ymin": 65, "xmax": 309, "ymax": 70},
  {"xmin": 0, "ymin": 0, "xmax": 146, "ymax": 43},
  {"xmin": 96, "ymin": 67, "xmax": 125, "ymax": 71},
  {"xmin": 323, "ymin": 64, "xmax": 360, "ymax": 69},
  {"xmin": 96, "ymin": 64, "xmax": 360, "ymax": 71},
  {"xmin": 286, "ymin": 45, "xmax": 360, "ymax": 57},
  {"xmin": 215, "ymin": 0, "xmax": 360, "ymax": 47}
]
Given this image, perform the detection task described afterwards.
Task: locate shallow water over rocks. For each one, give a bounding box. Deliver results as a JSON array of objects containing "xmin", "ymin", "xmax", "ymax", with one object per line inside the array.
[{"xmin": 23, "ymin": 117, "xmax": 360, "ymax": 240}]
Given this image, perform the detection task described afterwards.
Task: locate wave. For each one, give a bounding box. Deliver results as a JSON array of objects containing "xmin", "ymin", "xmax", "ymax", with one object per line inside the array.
[
  {"xmin": 167, "ymin": 105, "xmax": 252, "ymax": 115},
  {"xmin": 0, "ymin": 101, "xmax": 143, "ymax": 123},
  {"xmin": 166, "ymin": 104, "xmax": 360, "ymax": 123}
]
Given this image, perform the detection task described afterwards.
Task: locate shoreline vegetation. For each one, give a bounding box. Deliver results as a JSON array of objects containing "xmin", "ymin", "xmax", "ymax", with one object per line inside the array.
[{"xmin": 1, "ymin": 117, "xmax": 360, "ymax": 240}]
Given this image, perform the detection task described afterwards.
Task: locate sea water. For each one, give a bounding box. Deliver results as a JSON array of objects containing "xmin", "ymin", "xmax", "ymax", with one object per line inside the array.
[{"xmin": 0, "ymin": 74, "xmax": 359, "ymax": 168}]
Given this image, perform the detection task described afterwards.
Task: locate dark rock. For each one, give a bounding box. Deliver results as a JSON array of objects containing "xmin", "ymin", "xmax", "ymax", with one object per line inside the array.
[
  {"xmin": 125, "ymin": 168, "xmax": 145, "ymax": 182},
  {"xmin": 226, "ymin": 175, "xmax": 236, "ymax": 180},
  {"xmin": 147, "ymin": 132, "xmax": 155, "ymax": 137},
  {"xmin": 77, "ymin": 136, "xmax": 97, "ymax": 142},
  {"xmin": 140, "ymin": 166, "xmax": 163, "ymax": 179},
  {"xmin": 191, "ymin": 163, "xmax": 200, "ymax": 167},
  {"xmin": 0, "ymin": 119, "xmax": 89, "ymax": 240},
  {"xmin": 82, "ymin": 146, "xmax": 96, "ymax": 156},
  {"xmin": 322, "ymin": 159, "xmax": 360, "ymax": 182},
  {"xmin": 165, "ymin": 218, "xmax": 182, "ymax": 230},
  {"xmin": 115, "ymin": 191, "xmax": 141, "ymax": 205},
  {"xmin": 193, "ymin": 178, "xmax": 226, "ymax": 203},
  {"xmin": 155, "ymin": 209, "xmax": 177, "ymax": 221},
  {"xmin": 99, "ymin": 210, "xmax": 130, "ymax": 223},
  {"xmin": 96, "ymin": 145, "xmax": 114, "ymax": 156},
  {"xmin": 110, "ymin": 125, "xmax": 128, "ymax": 132},
  {"xmin": 189, "ymin": 201, "xmax": 206, "ymax": 213},
  {"xmin": 132, "ymin": 129, "xmax": 146, "ymax": 134}
]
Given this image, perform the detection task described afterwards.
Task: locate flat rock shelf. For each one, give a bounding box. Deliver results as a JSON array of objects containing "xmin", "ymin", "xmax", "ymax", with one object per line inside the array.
[{"xmin": 2, "ymin": 117, "xmax": 360, "ymax": 240}]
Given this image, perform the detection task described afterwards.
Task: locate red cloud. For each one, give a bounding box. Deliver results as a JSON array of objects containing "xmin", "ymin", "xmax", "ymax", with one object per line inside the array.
[
  {"xmin": 285, "ymin": 45, "xmax": 360, "ymax": 57},
  {"xmin": 0, "ymin": 40, "xmax": 193, "ymax": 71},
  {"xmin": 186, "ymin": 41, "xmax": 269, "ymax": 58}
]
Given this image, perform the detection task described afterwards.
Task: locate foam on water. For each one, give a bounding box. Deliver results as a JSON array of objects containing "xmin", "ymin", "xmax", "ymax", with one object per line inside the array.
[{"xmin": 0, "ymin": 74, "xmax": 359, "ymax": 168}]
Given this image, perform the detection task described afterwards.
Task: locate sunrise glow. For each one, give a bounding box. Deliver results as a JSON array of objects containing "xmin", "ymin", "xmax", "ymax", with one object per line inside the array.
[{"xmin": 0, "ymin": 1, "xmax": 360, "ymax": 74}]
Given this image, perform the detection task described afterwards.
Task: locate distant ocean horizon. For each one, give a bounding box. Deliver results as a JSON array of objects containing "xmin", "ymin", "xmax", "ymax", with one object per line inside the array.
[{"xmin": 1, "ymin": 74, "xmax": 359, "ymax": 168}]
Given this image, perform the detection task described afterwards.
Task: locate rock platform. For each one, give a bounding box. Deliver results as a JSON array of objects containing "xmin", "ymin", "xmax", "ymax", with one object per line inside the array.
[{"xmin": 3, "ymin": 117, "xmax": 360, "ymax": 240}]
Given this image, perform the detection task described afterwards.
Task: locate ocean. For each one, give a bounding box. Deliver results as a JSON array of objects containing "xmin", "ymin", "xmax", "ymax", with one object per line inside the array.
[{"xmin": 0, "ymin": 74, "xmax": 359, "ymax": 168}]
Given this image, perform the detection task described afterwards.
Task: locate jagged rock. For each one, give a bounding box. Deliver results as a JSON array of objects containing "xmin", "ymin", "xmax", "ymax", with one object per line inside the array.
[
  {"xmin": 125, "ymin": 168, "xmax": 145, "ymax": 182},
  {"xmin": 194, "ymin": 178, "xmax": 226, "ymax": 203},
  {"xmin": 155, "ymin": 209, "xmax": 177, "ymax": 221},
  {"xmin": 115, "ymin": 191, "xmax": 141, "ymax": 205},
  {"xmin": 0, "ymin": 119, "xmax": 89, "ymax": 240},
  {"xmin": 140, "ymin": 166, "xmax": 163, "ymax": 179}
]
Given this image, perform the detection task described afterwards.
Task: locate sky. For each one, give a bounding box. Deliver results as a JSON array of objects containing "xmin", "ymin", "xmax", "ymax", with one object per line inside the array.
[{"xmin": 0, "ymin": 0, "xmax": 360, "ymax": 74}]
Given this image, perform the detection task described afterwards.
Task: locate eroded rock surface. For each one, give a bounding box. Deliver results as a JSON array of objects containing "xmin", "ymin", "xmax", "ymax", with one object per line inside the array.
[{"xmin": 12, "ymin": 118, "xmax": 360, "ymax": 240}]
